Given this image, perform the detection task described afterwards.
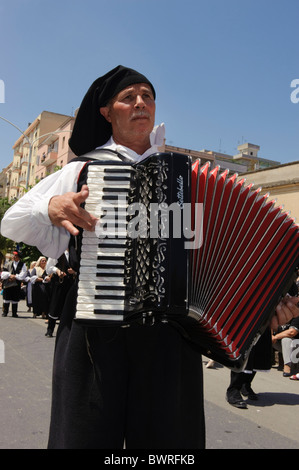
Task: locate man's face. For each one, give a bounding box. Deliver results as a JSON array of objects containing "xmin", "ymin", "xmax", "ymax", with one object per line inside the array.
[
  {"xmin": 13, "ymin": 253, "xmax": 20, "ymax": 262},
  {"xmin": 100, "ymin": 83, "xmax": 156, "ymax": 147}
]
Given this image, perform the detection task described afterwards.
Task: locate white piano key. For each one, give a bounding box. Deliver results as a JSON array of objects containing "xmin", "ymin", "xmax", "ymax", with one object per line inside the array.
[
  {"xmin": 75, "ymin": 311, "xmax": 124, "ymax": 321},
  {"xmin": 82, "ymin": 236, "xmax": 127, "ymax": 245},
  {"xmin": 82, "ymin": 237, "xmax": 127, "ymax": 243},
  {"xmin": 76, "ymin": 301, "xmax": 124, "ymax": 310},
  {"xmin": 87, "ymin": 167, "xmax": 132, "ymax": 173},
  {"xmin": 77, "ymin": 296, "xmax": 125, "ymax": 306},
  {"xmin": 78, "ymin": 287, "xmax": 125, "ymax": 297},
  {"xmin": 79, "ymin": 266, "xmax": 124, "ymax": 274},
  {"xmin": 81, "ymin": 246, "xmax": 126, "ymax": 254},
  {"xmin": 80, "ymin": 251, "xmax": 126, "ymax": 260},
  {"xmin": 79, "ymin": 259, "xmax": 125, "ymax": 267},
  {"xmin": 78, "ymin": 273, "xmax": 125, "ymax": 284},
  {"xmin": 82, "ymin": 231, "xmax": 127, "ymax": 240},
  {"xmin": 87, "ymin": 178, "xmax": 131, "ymax": 185},
  {"xmin": 86, "ymin": 178, "xmax": 131, "ymax": 187}
]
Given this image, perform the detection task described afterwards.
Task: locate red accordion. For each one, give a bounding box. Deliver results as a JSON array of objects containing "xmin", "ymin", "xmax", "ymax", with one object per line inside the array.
[{"xmin": 75, "ymin": 152, "xmax": 299, "ymax": 371}]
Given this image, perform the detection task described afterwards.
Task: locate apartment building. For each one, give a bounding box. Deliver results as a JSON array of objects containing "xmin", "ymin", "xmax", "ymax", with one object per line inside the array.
[
  {"xmin": 5, "ymin": 111, "xmax": 75, "ymax": 200},
  {"xmin": 34, "ymin": 116, "xmax": 75, "ymax": 184}
]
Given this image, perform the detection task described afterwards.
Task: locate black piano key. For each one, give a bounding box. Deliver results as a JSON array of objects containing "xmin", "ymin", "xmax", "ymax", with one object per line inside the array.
[
  {"xmin": 98, "ymin": 243, "xmax": 127, "ymax": 248},
  {"xmin": 96, "ymin": 264, "xmax": 124, "ymax": 270},
  {"xmin": 102, "ymin": 195, "xmax": 128, "ymax": 200},
  {"xmin": 96, "ymin": 272, "xmax": 123, "ymax": 278},
  {"xmin": 97, "ymin": 256, "xmax": 126, "ymax": 261},
  {"xmin": 95, "ymin": 295, "xmax": 125, "ymax": 300},
  {"xmin": 94, "ymin": 309, "xmax": 125, "ymax": 315},
  {"xmin": 104, "ymin": 168, "xmax": 132, "ymax": 173},
  {"xmin": 103, "ymin": 187, "xmax": 129, "ymax": 193},
  {"xmin": 104, "ymin": 176, "xmax": 131, "ymax": 181}
]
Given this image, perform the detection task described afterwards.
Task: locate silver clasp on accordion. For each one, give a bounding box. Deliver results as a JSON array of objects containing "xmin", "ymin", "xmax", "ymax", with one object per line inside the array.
[{"xmin": 142, "ymin": 311, "xmax": 155, "ymax": 326}]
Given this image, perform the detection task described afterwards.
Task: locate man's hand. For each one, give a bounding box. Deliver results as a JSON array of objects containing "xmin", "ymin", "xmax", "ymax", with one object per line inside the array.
[
  {"xmin": 271, "ymin": 295, "xmax": 299, "ymax": 332},
  {"xmin": 48, "ymin": 184, "xmax": 98, "ymax": 236}
]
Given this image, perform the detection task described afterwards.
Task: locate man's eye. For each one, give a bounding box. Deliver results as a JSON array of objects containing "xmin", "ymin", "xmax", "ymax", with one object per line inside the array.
[{"xmin": 144, "ymin": 93, "xmax": 154, "ymax": 101}]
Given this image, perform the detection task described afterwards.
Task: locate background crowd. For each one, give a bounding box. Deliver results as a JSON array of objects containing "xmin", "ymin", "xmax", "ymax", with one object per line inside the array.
[{"xmin": 0, "ymin": 250, "xmax": 76, "ymax": 337}]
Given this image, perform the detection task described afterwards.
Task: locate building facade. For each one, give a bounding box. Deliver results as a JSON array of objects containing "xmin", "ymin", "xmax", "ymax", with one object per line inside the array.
[
  {"xmin": 237, "ymin": 161, "xmax": 299, "ymax": 222},
  {"xmin": 34, "ymin": 116, "xmax": 75, "ymax": 184},
  {"xmin": 5, "ymin": 111, "xmax": 75, "ymax": 200}
]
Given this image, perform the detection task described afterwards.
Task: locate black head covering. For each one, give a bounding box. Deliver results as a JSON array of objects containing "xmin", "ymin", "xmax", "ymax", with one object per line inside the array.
[{"xmin": 68, "ymin": 65, "xmax": 156, "ymax": 156}]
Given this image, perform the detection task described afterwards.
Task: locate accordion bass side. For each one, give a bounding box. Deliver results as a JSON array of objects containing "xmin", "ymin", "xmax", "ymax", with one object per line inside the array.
[{"xmin": 75, "ymin": 152, "xmax": 299, "ymax": 370}]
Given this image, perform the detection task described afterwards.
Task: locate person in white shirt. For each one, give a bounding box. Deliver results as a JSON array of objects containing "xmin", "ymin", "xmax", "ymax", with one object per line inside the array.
[
  {"xmin": 1, "ymin": 65, "xmax": 298, "ymax": 449},
  {"xmin": 1, "ymin": 250, "xmax": 27, "ymax": 317}
]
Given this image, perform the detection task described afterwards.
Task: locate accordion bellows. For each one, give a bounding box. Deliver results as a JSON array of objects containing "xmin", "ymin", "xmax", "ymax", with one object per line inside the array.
[{"xmin": 188, "ymin": 159, "xmax": 299, "ymax": 367}]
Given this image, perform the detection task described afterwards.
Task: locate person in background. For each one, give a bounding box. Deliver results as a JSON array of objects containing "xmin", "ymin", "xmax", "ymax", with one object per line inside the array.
[
  {"xmin": 1, "ymin": 250, "xmax": 27, "ymax": 318},
  {"xmin": 45, "ymin": 251, "xmax": 76, "ymax": 337},
  {"xmin": 24, "ymin": 261, "xmax": 36, "ymax": 313},
  {"xmin": 31, "ymin": 256, "xmax": 51, "ymax": 319}
]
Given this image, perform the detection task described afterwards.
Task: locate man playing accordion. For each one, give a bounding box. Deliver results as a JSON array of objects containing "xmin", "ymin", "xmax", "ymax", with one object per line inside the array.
[{"xmin": 1, "ymin": 65, "xmax": 298, "ymax": 449}]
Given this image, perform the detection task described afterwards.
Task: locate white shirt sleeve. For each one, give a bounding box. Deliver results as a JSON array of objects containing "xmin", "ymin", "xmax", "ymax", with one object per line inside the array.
[
  {"xmin": 46, "ymin": 258, "xmax": 59, "ymax": 275},
  {"xmin": 0, "ymin": 161, "xmax": 85, "ymax": 258},
  {"xmin": 1, "ymin": 271, "xmax": 10, "ymax": 280},
  {"xmin": 16, "ymin": 263, "xmax": 28, "ymax": 281}
]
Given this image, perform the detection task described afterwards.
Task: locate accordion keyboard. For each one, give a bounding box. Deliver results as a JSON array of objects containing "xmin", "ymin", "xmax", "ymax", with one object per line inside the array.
[{"xmin": 76, "ymin": 163, "xmax": 133, "ymax": 322}]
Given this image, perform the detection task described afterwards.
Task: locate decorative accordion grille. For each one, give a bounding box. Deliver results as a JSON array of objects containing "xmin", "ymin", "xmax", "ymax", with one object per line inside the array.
[{"xmin": 125, "ymin": 158, "xmax": 170, "ymax": 308}]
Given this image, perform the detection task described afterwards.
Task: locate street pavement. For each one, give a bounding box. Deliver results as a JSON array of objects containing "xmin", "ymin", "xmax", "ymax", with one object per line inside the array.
[{"xmin": 0, "ymin": 299, "xmax": 299, "ymax": 449}]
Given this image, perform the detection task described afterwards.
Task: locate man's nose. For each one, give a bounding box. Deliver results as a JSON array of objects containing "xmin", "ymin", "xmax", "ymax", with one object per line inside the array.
[{"xmin": 134, "ymin": 95, "xmax": 145, "ymax": 108}]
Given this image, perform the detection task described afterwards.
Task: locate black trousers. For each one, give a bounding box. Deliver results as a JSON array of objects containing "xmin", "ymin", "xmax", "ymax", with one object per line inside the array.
[
  {"xmin": 48, "ymin": 286, "xmax": 205, "ymax": 449},
  {"xmin": 227, "ymin": 370, "xmax": 256, "ymax": 394}
]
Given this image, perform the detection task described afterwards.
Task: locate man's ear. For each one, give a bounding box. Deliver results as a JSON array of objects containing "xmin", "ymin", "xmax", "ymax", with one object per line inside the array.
[{"xmin": 100, "ymin": 106, "xmax": 111, "ymax": 123}]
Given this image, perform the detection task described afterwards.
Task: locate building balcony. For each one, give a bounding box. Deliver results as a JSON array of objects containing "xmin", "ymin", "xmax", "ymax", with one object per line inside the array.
[
  {"xmin": 14, "ymin": 148, "xmax": 23, "ymax": 157},
  {"xmin": 41, "ymin": 151, "xmax": 58, "ymax": 166},
  {"xmin": 18, "ymin": 175, "xmax": 27, "ymax": 185},
  {"xmin": 21, "ymin": 157, "xmax": 29, "ymax": 166},
  {"xmin": 11, "ymin": 164, "xmax": 21, "ymax": 173}
]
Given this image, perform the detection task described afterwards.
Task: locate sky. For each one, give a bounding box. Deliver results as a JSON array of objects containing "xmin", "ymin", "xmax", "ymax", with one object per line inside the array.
[{"xmin": 0, "ymin": 0, "xmax": 298, "ymax": 170}]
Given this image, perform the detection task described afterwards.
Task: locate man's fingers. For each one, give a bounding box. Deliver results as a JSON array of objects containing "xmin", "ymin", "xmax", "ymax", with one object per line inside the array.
[
  {"xmin": 68, "ymin": 206, "xmax": 97, "ymax": 232},
  {"xmin": 48, "ymin": 186, "xmax": 98, "ymax": 234},
  {"xmin": 60, "ymin": 219, "xmax": 80, "ymax": 236},
  {"xmin": 73, "ymin": 185, "xmax": 89, "ymax": 205},
  {"xmin": 271, "ymin": 296, "xmax": 299, "ymax": 331}
]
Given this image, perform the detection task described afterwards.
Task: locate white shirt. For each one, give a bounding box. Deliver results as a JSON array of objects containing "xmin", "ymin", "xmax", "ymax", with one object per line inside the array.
[
  {"xmin": 1, "ymin": 260, "xmax": 27, "ymax": 281},
  {"xmin": 0, "ymin": 124, "xmax": 165, "ymax": 259}
]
